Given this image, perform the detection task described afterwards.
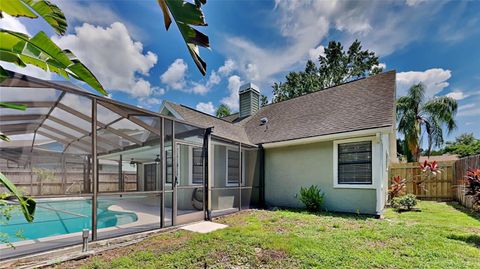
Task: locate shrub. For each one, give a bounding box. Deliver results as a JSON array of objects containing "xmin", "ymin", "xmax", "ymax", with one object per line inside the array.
[
  {"xmin": 464, "ymin": 168, "xmax": 480, "ymax": 210},
  {"xmin": 391, "ymin": 194, "xmax": 417, "ymax": 211},
  {"xmin": 297, "ymin": 185, "xmax": 324, "ymax": 212}
]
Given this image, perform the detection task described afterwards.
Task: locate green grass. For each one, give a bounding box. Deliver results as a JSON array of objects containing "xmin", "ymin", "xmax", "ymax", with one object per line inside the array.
[{"xmin": 60, "ymin": 202, "xmax": 480, "ymax": 269}]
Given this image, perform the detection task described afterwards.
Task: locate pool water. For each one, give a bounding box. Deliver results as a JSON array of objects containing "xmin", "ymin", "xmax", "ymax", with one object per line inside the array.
[{"xmin": 0, "ymin": 199, "xmax": 138, "ymax": 243}]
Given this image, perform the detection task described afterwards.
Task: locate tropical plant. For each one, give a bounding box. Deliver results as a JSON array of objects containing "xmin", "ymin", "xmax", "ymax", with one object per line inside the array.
[
  {"xmin": 391, "ymin": 194, "xmax": 417, "ymax": 211},
  {"xmin": 397, "ymin": 83, "xmax": 457, "ymax": 162},
  {"xmin": 463, "ymin": 168, "xmax": 480, "ymax": 209},
  {"xmin": 158, "ymin": 0, "xmax": 209, "ymax": 75},
  {"xmin": 272, "ymin": 40, "xmax": 382, "ymax": 102},
  {"xmin": 260, "ymin": 94, "xmax": 268, "ymax": 107},
  {"xmin": 0, "ymin": 172, "xmax": 35, "ymax": 222},
  {"xmin": 0, "ymin": 0, "xmax": 106, "ymax": 94},
  {"xmin": 389, "ymin": 176, "xmax": 406, "ymax": 200},
  {"xmin": 215, "ymin": 104, "xmax": 231, "ymax": 118},
  {"xmin": 297, "ymin": 185, "xmax": 324, "ymax": 212}
]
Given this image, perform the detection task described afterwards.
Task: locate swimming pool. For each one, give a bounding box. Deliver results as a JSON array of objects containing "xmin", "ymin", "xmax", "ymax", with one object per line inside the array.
[{"xmin": 0, "ymin": 198, "xmax": 138, "ymax": 243}]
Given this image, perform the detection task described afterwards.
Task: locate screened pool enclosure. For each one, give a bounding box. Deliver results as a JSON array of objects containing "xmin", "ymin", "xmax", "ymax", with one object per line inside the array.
[{"xmin": 0, "ymin": 71, "xmax": 262, "ymax": 259}]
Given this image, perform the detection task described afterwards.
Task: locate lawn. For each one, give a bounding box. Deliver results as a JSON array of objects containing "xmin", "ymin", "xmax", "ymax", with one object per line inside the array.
[{"xmin": 57, "ymin": 201, "xmax": 480, "ymax": 269}]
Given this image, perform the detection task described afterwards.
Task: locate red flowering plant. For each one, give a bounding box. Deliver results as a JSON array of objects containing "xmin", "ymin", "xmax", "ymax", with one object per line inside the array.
[
  {"xmin": 389, "ymin": 176, "xmax": 406, "ymax": 200},
  {"xmin": 419, "ymin": 160, "xmax": 441, "ymax": 175},
  {"xmin": 463, "ymin": 168, "xmax": 480, "ymax": 209}
]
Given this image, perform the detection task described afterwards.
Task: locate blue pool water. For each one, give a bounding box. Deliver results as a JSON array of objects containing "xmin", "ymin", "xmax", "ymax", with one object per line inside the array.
[{"xmin": 0, "ymin": 199, "xmax": 138, "ymax": 243}]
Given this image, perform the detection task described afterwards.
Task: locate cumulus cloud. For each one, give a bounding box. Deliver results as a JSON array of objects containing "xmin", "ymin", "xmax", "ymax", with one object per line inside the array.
[
  {"xmin": 446, "ymin": 90, "xmax": 466, "ymax": 100},
  {"xmin": 196, "ymin": 101, "xmax": 216, "ymax": 115},
  {"xmin": 160, "ymin": 59, "xmax": 188, "ymax": 90},
  {"xmin": 308, "ymin": 45, "xmax": 325, "ymax": 61},
  {"xmin": 221, "ymin": 75, "xmax": 243, "ymax": 111},
  {"xmin": 0, "ymin": 14, "xmax": 29, "ymax": 35},
  {"xmin": 222, "ymin": 0, "xmax": 445, "ymax": 82},
  {"xmin": 396, "ymin": 68, "xmax": 451, "ymax": 98},
  {"xmin": 52, "ymin": 22, "xmax": 158, "ymax": 97},
  {"xmin": 218, "ymin": 59, "xmax": 237, "ymax": 76}
]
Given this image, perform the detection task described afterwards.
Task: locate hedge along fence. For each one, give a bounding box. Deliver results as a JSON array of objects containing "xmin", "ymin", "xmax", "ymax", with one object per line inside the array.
[
  {"xmin": 389, "ymin": 161, "xmax": 456, "ymax": 200},
  {"xmin": 454, "ymin": 154, "xmax": 480, "ymax": 210}
]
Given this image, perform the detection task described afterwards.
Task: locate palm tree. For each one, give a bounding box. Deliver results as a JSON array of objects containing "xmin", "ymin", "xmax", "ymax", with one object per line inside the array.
[
  {"xmin": 216, "ymin": 104, "xmax": 231, "ymax": 118},
  {"xmin": 397, "ymin": 83, "xmax": 457, "ymax": 162}
]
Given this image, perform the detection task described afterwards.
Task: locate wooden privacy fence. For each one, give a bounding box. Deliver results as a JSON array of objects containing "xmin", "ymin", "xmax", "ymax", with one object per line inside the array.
[
  {"xmin": 454, "ymin": 154, "xmax": 480, "ymax": 209},
  {"xmin": 389, "ymin": 161, "xmax": 456, "ymax": 200}
]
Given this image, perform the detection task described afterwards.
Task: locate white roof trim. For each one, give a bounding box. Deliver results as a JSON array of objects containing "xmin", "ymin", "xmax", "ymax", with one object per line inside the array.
[{"xmin": 262, "ymin": 127, "xmax": 393, "ymax": 149}]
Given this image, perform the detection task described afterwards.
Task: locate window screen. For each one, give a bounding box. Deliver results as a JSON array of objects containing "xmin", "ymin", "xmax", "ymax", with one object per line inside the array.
[
  {"xmin": 192, "ymin": 147, "xmax": 203, "ymax": 184},
  {"xmin": 338, "ymin": 141, "xmax": 372, "ymax": 184},
  {"xmin": 227, "ymin": 150, "xmax": 240, "ymax": 185}
]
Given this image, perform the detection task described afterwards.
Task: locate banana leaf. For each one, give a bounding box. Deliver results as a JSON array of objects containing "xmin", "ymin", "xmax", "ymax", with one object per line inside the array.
[
  {"xmin": 0, "ymin": 29, "xmax": 106, "ymax": 95},
  {"xmin": 158, "ymin": 0, "xmax": 209, "ymax": 76}
]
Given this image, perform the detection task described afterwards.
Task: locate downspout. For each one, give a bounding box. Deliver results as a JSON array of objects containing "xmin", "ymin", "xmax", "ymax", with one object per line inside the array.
[
  {"xmin": 259, "ymin": 144, "xmax": 265, "ymax": 208},
  {"xmin": 203, "ymin": 127, "xmax": 213, "ymax": 220}
]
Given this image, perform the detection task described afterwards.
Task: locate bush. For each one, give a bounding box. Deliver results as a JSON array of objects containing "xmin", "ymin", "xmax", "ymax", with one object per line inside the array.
[
  {"xmin": 391, "ymin": 194, "xmax": 417, "ymax": 211},
  {"xmin": 297, "ymin": 185, "xmax": 324, "ymax": 212}
]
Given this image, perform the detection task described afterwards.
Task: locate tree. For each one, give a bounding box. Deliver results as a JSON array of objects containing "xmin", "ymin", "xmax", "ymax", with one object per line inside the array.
[
  {"xmin": 216, "ymin": 104, "xmax": 231, "ymax": 118},
  {"xmin": 260, "ymin": 94, "xmax": 268, "ymax": 107},
  {"xmin": 443, "ymin": 133, "xmax": 480, "ymax": 157},
  {"xmin": 397, "ymin": 83, "xmax": 457, "ymax": 162},
  {"xmin": 272, "ymin": 40, "xmax": 382, "ymax": 103}
]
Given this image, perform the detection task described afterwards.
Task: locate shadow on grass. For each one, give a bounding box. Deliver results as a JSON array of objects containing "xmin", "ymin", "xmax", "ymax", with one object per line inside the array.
[
  {"xmin": 448, "ymin": 234, "xmax": 480, "ymax": 248},
  {"xmin": 446, "ymin": 201, "xmax": 480, "ymax": 221}
]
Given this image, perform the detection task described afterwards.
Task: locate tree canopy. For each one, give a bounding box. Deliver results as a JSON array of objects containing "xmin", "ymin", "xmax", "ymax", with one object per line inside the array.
[
  {"xmin": 272, "ymin": 40, "xmax": 382, "ymax": 103},
  {"xmin": 443, "ymin": 133, "xmax": 480, "ymax": 157},
  {"xmin": 216, "ymin": 104, "xmax": 231, "ymax": 118},
  {"xmin": 397, "ymin": 83, "xmax": 457, "ymax": 162}
]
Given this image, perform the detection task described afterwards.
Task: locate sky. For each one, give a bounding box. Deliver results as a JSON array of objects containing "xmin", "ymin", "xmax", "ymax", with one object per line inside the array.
[{"xmin": 1, "ymin": 0, "xmax": 479, "ymax": 144}]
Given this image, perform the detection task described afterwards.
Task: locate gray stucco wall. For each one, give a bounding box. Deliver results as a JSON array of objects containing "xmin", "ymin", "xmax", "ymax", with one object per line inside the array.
[{"xmin": 264, "ymin": 141, "xmax": 377, "ymax": 214}]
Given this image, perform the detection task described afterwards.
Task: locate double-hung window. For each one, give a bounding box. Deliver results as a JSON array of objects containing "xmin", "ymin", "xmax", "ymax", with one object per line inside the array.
[{"xmin": 336, "ymin": 140, "xmax": 372, "ymax": 185}]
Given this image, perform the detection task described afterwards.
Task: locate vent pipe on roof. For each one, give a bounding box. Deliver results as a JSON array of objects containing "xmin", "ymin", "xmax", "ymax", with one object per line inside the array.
[{"xmin": 239, "ymin": 83, "xmax": 260, "ymax": 118}]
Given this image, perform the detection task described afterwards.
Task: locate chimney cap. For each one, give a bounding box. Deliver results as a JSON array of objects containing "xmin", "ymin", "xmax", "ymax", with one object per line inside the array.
[{"xmin": 239, "ymin": 83, "xmax": 260, "ymax": 95}]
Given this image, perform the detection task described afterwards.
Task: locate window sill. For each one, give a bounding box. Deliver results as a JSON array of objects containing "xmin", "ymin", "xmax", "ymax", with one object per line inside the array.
[{"xmin": 333, "ymin": 184, "xmax": 376, "ymax": 189}]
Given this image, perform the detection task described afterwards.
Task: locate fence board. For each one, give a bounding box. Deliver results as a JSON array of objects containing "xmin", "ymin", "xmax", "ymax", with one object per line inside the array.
[
  {"xmin": 389, "ymin": 161, "xmax": 455, "ymax": 200},
  {"xmin": 454, "ymin": 154, "xmax": 480, "ymax": 210}
]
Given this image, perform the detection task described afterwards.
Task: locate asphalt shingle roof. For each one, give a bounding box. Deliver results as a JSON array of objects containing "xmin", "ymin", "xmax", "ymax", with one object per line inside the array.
[{"xmin": 167, "ymin": 71, "xmax": 396, "ymax": 146}]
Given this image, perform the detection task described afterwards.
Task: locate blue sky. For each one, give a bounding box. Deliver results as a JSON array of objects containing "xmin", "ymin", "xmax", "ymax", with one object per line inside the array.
[{"xmin": 1, "ymin": 0, "xmax": 479, "ymax": 144}]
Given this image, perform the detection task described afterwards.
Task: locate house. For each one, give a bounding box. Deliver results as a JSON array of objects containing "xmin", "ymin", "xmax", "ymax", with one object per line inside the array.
[{"xmin": 160, "ymin": 71, "xmax": 397, "ymax": 215}]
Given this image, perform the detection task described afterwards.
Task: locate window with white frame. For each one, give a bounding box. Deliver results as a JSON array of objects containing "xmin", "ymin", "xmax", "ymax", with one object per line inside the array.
[
  {"xmin": 337, "ymin": 141, "xmax": 372, "ymax": 184},
  {"xmin": 226, "ymin": 149, "xmax": 240, "ymax": 186}
]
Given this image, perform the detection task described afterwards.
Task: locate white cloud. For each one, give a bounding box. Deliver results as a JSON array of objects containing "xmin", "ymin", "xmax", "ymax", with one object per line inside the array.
[
  {"xmin": 190, "ymin": 82, "xmax": 209, "ymax": 95},
  {"xmin": 160, "ymin": 59, "xmax": 188, "ymax": 90},
  {"xmin": 222, "ymin": 0, "xmax": 445, "ymax": 82},
  {"xmin": 406, "ymin": 0, "xmax": 427, "ymax": 7},
  {"xmin": 52, "ymin": 0, "xmax": 144, "ymax": 40},
  {"xmin": 458, "ymin": 103, "xmax": 480, "ymax": 117},
  {"xmin": 208, "ymin": 71, "xmax": 221, "ymax": 86},
  {"xmin": 0, "ymin": 14, "xmax": 30, "ymax": 35},
  {"xmin": 308, "ymin": 45, "xmax": 325, "ymax": 61},
  {"xmin": 221, "ymin": 75, "xmax": 243, "ymax": 111},
  {"xmin": 52, "ymin": 22, "xmax": 158, "ymax": 97},
  {"xmin": 218, "ymin": 59, "xmax": 237, "ymax": 76},
  {"xmin": 196, "ymin": 102, "xmax": 216, "ymax": 115},
  {"xmin": 396, "ymin": 68, "xmax": 452, "ymax": 98},
  {"xmin": 446, "ymin": 90, "xmax": 466, "ymax": 100}
]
